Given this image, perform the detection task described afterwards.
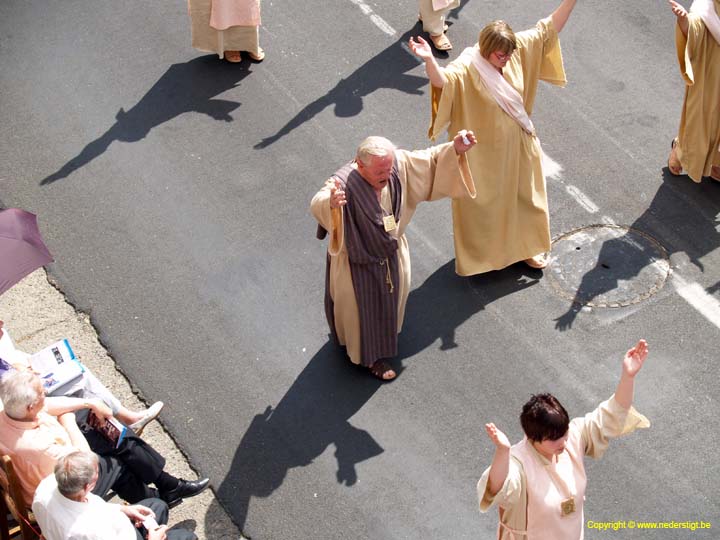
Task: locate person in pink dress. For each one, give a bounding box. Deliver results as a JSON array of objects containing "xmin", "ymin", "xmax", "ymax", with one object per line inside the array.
[{"xmin": 477, "ymin": 340, "xmax": 651, "ymax": 539}]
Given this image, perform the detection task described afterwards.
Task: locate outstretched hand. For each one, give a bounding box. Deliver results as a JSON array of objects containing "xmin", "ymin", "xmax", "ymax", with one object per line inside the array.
[
  {"xmin": 453, "ymin": 130, "xmax": 477, "ymax": 154},
  {"xmin": 668, "ymin": 0, "xmax": 688, "ymax": 19},
  {"xmin": 623, "ymin": 339, "xmax": 648, "ymax": 378},
  {"xmin": 330, "ymin": 179, "xmax": 346, "ymax": 209},
  {"xmin": 485, "ymin": 423, "xmax": 511, "ymax": 450},
  {"xmin": 408, "ymin": 36, "xmax": 434, "ymax": 61}
]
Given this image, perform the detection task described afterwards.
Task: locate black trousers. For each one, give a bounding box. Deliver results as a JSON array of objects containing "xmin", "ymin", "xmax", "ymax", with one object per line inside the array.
[
  {"xmin": 134, "ymin": 498, "xmax": 197, "ymax": 540},
  {"xmin": 76, "ymin": 409, "xmax": 166, "ymax": 504}
]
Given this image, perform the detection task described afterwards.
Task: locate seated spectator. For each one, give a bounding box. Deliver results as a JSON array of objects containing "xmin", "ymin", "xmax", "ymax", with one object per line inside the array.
[
  {"xmin": 0, "ymin": 320, "xmax": 162, "ymax": 432},
  {"xmin": 33, "ymin": 451, "xmax": 197, "ymax": 540},
  {"xmin": 0, "ymin": 370, "xmax": 209, "ymax": 508}
]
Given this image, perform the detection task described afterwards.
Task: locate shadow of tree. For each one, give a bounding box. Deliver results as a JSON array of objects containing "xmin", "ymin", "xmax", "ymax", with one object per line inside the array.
[
  {"xmin": 208, "ymin": 259, "xmax": 539, "ymax": 535},
  {"xmin": 40, "ymin": 56, "xmax": 254, "ymax": 185},
  {"xmin": 554, "ymin": 171, "xmax": 720, "ymax": 330}
]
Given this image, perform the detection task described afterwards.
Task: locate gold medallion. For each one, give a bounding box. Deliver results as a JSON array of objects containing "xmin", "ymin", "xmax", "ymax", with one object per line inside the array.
[
  {"xmin": 383, "ymin": 215, "xmax": 397, "ymax": 232},
  {"xmin": 560, "ymin": 497, "xmax": 576, "ymax": 516}
]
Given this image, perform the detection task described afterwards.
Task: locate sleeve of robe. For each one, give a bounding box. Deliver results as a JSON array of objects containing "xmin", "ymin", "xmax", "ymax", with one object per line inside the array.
[
  {"xmin": 476, "ymin": 455, "xmax": 528, "ymax": 540},
  {"xmin": 310, "ymin": 179, "xmax": 345, "ymax": 256},
  {"xmin": 676, "ymin": 15, "xmax": 707, "ymax": 86},
  {"xmin": 576, "ymin": 394, "xmax": 650, "ymax": 459},
  {"xmin": 398, "ymin": 142, "xmax": 476, "ymax": 203}
]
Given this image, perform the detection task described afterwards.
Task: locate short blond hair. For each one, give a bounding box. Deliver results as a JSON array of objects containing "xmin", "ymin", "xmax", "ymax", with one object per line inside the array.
[
  {"xmin": 478, "ymin": 20, "xmax": 516, "ymax": 59},
  {"xmin": 356, "ymin": 136, "xmax": 396, "ymax": 166}
]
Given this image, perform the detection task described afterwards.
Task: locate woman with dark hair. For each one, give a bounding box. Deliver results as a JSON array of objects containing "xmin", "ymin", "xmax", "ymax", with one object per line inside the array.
[
  {"xmin": 478, "ymin": 340, "xmax": 650, "ymax": 539},
  {"xmin": 409, "ymin": 0, "xmax": 577, "ymax": 274}
]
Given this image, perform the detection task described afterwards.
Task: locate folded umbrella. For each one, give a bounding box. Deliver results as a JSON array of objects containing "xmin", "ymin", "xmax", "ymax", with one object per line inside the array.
[{"xmin": 0, "ymin": 208, "xmax": 54, "ymax": 295}]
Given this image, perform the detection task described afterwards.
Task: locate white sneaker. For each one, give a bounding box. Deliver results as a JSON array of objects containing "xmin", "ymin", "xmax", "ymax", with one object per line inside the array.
[{"xmin": 129, "ymin": 401, "xmax": 164, "ymax": 435}]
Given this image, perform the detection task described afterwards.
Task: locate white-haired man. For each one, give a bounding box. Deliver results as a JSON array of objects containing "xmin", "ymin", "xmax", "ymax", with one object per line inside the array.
[
  {"xmin": 311, "ymin": 131, "xmax": 476, "ymax": 380},
  {"xmin": 0, "ymin": 370, "xmax": 208, "ymax": 508},
  {"xmin": 33, "ymin": 450, "xmax": 197, "ymax": 540}
]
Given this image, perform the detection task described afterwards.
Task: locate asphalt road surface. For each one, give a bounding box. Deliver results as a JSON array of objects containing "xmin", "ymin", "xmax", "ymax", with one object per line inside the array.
[{"xmin": 2, "ymin": 0, "xmax": 719, "ymax": 538}]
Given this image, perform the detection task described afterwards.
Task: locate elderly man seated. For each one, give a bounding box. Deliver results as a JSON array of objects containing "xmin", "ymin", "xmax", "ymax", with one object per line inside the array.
[
  {"xmin": 0, "ymin": 320, "xmax": 162, "ymax": 433},
  {"xmin": 0, "ymin": 370, "xmax": 208, "ymax": 508},
  {"xmin": 33, "ymin": 451, "xmax": 196, "ymax": 540}
]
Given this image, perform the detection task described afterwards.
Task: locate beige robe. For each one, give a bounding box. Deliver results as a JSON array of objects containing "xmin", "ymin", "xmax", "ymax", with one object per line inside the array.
[
  {"xmin": 188, "ymin": 0, "xmax": 261, "ymax": 58},
  {"xmin": 430, "ymin": 18, "xmax": 566, "ymax": 276},
  {"xmin": 674, "ymin": 6, "xmax": 720, "ymax": 182},
  {"xmin": 477, "ymin": 396, "xmax": 650, "ymax": 540},
  {"xmin": 310, "ymin": 143, "xmax": 475, "ymax": 365}
]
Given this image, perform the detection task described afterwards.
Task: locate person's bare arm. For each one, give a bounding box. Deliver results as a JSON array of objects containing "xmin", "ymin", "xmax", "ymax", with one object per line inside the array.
[
  {"xmin": 484, "ymin": 423, "xmax": 511, "ymax": 496},
  {"xmin": 57, "ymin": 412, "xmax": 91, "ymax": 452},
  {"xmin": 408, "ymin": 36, "xmax": 448, "ymax": 88},
  {"xmin": 44, "ymin": 396, "xmax": 113, "ymax": 421},
  {"xmin": 614, "ymin": 339, "xmax": 649, "ymax": 409},
  {"xmin": 669, "ymin": 0, "xmax": 689, "ymax": 37},
  {"xmin": 550, "ymin": 0, "xmax": 578, "ymax": 33}
]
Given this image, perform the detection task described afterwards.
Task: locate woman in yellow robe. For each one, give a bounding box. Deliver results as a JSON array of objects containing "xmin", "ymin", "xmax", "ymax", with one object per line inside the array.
[
  {"xmin": 667, "ymin": 0, "xmax": 720, "ymax": 182},
  {"xmin": 409, "ymin": 0, "xmax": 577, "ymax": 276}
]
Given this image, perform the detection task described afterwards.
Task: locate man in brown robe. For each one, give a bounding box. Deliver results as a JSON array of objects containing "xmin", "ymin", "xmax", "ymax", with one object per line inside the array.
[{"xmin": 310, "ymin": 132, "xmax": 476, "ymax": 380}]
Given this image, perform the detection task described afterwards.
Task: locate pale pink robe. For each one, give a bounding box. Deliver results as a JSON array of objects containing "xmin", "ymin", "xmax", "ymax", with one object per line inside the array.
[
  {"xmin": 477, "ymin": 396, "xmax": 650, "ymax": 540},
  {"xmin": 188, "ymin": 0, "xmax": 262, "ymax": 58}
]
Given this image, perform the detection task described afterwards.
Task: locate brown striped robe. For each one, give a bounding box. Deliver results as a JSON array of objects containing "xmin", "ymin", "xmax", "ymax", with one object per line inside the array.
[{"xmin": 311, "ymin": 142, "xmax": 476, "ymax": 367}]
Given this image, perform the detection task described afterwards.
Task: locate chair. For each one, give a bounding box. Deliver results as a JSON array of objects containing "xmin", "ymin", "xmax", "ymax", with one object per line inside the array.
[{"xmin": 0, "ymin": 455, "xmax": 40, "ymax": 540}]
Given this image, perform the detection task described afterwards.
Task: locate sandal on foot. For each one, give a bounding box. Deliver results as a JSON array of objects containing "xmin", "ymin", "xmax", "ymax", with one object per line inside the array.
[
  {"xmin": 429, "ymin": 32, "xmax": 452, "ymax": 51},
  {"xmin": 248, "ymin": 48, "xmax": 265, "ymax": 62},
  {"xmin": 225, "ymin": 50, "xmax": 242, "ymax": 63},
  {"xmin": 524, "ymin": 254, "xmax": 548, "ymax": 269},
  {"xmin": 369, "ymin": 360, "xmax": 396, "ymax": 381},
  {"xmin": 667, "ymin": 137, "xmax": 682, "ymax": 175}
]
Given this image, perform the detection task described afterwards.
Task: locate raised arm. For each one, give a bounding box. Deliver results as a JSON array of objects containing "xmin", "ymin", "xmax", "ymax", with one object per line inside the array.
[
  {"xmin": 668, "ymin": 0, "xmax": 689, "ymax": 38},
  {"xmin": 614, "ymin": 339, "xmax": 649, "ymax": 409},
  {"xmin": 408, "ymin": 36, "xmax": 448, "ymax": 88},
  {"xmin": 484, "ymin": 423, "xmax": 511, "ymax": 496},
  {"xmin": 550, "ymin": 0, "xmax": 578, "ymax": 33}
]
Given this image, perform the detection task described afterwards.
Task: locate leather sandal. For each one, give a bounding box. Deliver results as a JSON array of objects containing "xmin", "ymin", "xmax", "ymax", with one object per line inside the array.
[
  {"xmin": 667, "ymin": 138, "xmax": 682, "ymax": 175},
  {"xmin": 248, "ymin": 47, "xmax": 265, "ymax": 62},
  {"xmin": 224, "ymin": 50, "xmax": 242, "ymax": 63},
  {"xmin": 429, "ymin": 32, "xmax": 452, "ymax": 51},
  {"xmin": 369, "ymin": 360, "xmax": 396, "ymax": 381},
  {"xmin": 524, "ymin": 254, "xmax": 548, "ymax": 269}
]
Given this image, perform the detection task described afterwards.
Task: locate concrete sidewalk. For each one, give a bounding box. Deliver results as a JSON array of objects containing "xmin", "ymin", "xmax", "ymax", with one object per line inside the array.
[{"xmin": 0, "ymin": 269, "xmax": 244, "ymax": 540}]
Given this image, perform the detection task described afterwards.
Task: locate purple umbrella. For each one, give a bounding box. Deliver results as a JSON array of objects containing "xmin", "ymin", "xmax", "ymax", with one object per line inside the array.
[{"xmin": 0, "ymin": 208, "xmax": 54, "ymax": 295}]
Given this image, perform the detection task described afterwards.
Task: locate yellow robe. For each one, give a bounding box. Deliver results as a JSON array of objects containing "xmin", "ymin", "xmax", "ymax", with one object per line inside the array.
[
  {"xmin": 477, "ymin": 395, "xmax": 650, "ymax": 540},
  {"xmin": 430, "ymin": 18, "xmax": 566, "ymax": 276},
  {"xmin": 310, "ymin": 143, "xmax": 475, "ymax": 365},
  {"xmin": 674, "ymin": 6, "xmax": 720, "ymax": 182}
]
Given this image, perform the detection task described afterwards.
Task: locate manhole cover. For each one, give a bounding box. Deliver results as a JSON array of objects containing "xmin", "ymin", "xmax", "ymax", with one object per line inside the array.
[{"xmin": 547, "ymin": 224, "xmax": 670, "ymax": 308}]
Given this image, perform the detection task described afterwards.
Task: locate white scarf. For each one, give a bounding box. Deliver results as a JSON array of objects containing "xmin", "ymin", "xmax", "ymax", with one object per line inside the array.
[
  {"xmin": 458, "ymin": 45, "xmax": 536, "ymax": 136},
  {"xmin": 690, "ymin": 0, "xmax": 720, "ymax": 45}
]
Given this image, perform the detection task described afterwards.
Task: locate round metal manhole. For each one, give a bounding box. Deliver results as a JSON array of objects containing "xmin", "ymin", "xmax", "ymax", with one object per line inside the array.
[{"xmin": 547, "ymin": 224, "xmax": 670, "ymax": 308}]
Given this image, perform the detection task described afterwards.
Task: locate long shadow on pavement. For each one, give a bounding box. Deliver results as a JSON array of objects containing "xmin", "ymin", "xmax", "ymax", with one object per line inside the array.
[
  {"xmin": 40, "ymin": 56, "xmax": 254, "ymax": 185},
  {"xmin": 554, "ymin": 171, "xmax": 720, "ymax": 330},
  {"xmin": 208, "ymin": 259, "xmax": 539, "ymax": 536}
]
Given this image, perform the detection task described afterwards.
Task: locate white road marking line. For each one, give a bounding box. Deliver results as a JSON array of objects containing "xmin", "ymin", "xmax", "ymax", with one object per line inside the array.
[
  {"xmin": 673, "ymin": 274, "xmax": 720, "ymax": 330},
  {"xmin": 542, "ymin": 152, "xmax": 564, "ymax": 181},
  {"xmin": 565, "ymin": 185, "xmax": 599, "ymax": 214},
  {"xmin": 348, "ymin": 0, "xmax": 396, "ymax": 36}
]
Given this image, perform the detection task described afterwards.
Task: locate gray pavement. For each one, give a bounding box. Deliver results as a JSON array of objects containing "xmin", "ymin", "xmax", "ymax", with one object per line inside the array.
[{"xmin": 2, "ymin": 0, "xmax": 720, "ymax": 538}]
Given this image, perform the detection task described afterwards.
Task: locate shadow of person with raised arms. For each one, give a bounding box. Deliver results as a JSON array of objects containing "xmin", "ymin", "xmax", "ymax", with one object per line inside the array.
[
  {"xmin": 209, "ymin": 259, "xmax": 539, "ymax": 535},
  {"xmin": 554, "ymin": 171, "xmax": 720, "ymax": 330},
  {"xmin": 40, "ymin": 56, "xmax": 254, "ymax": 185}
]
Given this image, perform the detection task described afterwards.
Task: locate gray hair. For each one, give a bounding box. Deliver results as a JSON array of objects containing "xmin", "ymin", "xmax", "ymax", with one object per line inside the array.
[
  {"xmin": 356, "ymin": 136, "xmax": 396, "ymax": 166},
  {"xmin": 0, "ymin": 370, "xmax": 43, "ymax": 420},
  {"xmin": 54, "ymin": 451, "xmax": 98, "ymax": 497}
]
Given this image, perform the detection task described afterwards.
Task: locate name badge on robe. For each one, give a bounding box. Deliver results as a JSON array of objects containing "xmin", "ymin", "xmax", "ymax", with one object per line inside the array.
[
  {"xmin": 560, "ymin": 497, "xmax": 576, "ymax": 516},
  {"xmin": 383, "ymin": 215, "xmax": 397, "ymax": 232}
]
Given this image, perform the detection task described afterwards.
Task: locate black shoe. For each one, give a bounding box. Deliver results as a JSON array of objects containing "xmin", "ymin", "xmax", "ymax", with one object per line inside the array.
[{"xmin": 160, "ymin": 478, "xmax": 210, "ymax": 508}]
